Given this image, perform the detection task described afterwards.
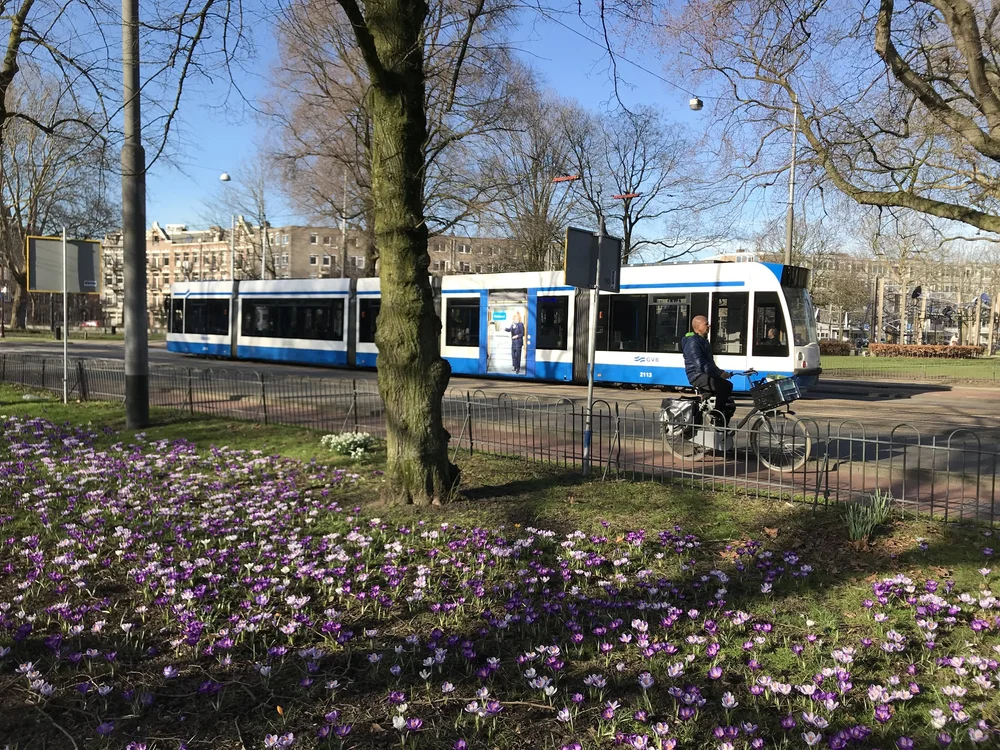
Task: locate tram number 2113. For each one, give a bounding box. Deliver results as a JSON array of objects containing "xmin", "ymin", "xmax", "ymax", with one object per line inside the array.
[{"xmin": 639, "ymin": 371, "xmax": 653, "ymax": 379}]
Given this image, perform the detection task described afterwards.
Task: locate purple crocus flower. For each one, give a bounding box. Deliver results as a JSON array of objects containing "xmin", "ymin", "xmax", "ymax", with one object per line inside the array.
[{"xmin": 95, "ymin": 721, "xmax": 114, "ymax": 736}]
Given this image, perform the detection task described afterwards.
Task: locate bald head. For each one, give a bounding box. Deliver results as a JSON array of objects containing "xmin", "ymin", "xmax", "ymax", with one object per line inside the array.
[{"xmin": 692, "ymin": 315, "xmax": 709, "ymax": 336}]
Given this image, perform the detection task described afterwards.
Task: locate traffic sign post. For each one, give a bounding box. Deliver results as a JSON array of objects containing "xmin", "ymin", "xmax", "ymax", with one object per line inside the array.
[
  {"xmin": 563, "ymin": 223, "xmax": 622, "ymax": 475},
  {"xmin": 26, "ymin": 233, "xmax": 101, "ymax": 404}
]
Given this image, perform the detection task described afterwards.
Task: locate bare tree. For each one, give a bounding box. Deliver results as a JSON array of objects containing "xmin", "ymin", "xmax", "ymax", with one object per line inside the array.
[
  {"xmin": 204, "ymin": 153, "xmax": 281, "ymax": 280},
  {"xmin": 267, "ymin": 0, "xmax": 520, "ymax": 277},
  {"xmin": 330, "ymin": 0, "xmax": 520, "ymax": 505},
  {"xmin": 561, "ymin": 103, "xmax": 712, "ymax": 264},
  {"xmin": 480, "ymin": 86, "xmax": 578, "ymax": 271},
  {"xmin": 663, "ymin": 0, "xmax": 1000, "ymax": 237},
  {"xmin": 0, "ymin": 76, "xmax": 116, "ymax": 327}
]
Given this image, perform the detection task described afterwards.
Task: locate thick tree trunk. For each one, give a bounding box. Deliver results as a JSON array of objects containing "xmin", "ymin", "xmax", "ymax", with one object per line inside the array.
[
  {"xmin": 11, "ymin": 270, "xmax": 27, "ymax": 329},
  {"xmin": 368, "ymin": 0, "xmax": 458, "ymax": 505}
]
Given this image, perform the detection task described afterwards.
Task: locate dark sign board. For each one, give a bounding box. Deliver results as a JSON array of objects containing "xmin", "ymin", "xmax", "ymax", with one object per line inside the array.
[
  {"xmin": 563, "ymin": 226, "xmax": 621, "ymax": 293},
  {"xmin": 27, "ymin": 236, "xmax": 101, "ymax": 294}
]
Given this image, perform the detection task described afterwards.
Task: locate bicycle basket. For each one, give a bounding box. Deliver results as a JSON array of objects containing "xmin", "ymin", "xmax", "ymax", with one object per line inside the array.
[
  {"xmin": 660, "ymin": 399, "xmax": 698, "ymax": 435},
  {"xmin": 750, "ymin": 377, "xmax": 801, "ymax": 410}
]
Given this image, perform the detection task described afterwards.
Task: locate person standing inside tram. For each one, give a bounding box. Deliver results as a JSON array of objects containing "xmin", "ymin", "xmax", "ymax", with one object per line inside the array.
[{"xmin": 505, "ymin": 312, "xmax": 525, "ymax": 374}]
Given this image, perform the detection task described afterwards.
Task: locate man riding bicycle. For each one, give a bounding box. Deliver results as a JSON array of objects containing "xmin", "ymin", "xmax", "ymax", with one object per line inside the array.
[{"xmin": 682, "ymin": 315, "xmax": 736, "ymax": 426}]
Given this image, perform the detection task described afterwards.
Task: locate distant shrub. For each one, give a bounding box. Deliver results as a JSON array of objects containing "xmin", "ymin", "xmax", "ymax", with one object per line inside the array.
[
  {"xmin": 867, "ymin": 343, "xmax": 984, "ymax": 359},
  {"xmin": 321, "ymin": 431, "xmax": 376, "ymax": 459},
  {"xmin": 819, "ymin": 340, "xmax": 853, "ymax": 356}
]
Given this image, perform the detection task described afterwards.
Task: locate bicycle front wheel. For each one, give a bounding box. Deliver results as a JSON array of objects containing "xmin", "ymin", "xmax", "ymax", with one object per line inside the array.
[{"xmin": 749, "ymin": 413, "xmax": 811, "ymax": 472}]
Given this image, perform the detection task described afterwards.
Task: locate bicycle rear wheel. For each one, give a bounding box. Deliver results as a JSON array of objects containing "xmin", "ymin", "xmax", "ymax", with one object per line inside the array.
[
  {"xmin": 749, "ymin": 413, "xmax": 811, "ymax": 471},
  {"xmin": 662, "ymin": 421, "xmax": 707, "ymax": 460}
]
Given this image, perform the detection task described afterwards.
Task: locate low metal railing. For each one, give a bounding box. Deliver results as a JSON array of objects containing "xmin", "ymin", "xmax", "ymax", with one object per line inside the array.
[{"xmin": 1, "ymin": 354, "xmax": 996, "ymax": 526}]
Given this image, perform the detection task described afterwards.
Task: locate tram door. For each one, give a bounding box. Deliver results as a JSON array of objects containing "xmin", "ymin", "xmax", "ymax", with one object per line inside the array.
[{"xmin": 486, "ymin": 291, "xmax": 528, "ymax": 375}]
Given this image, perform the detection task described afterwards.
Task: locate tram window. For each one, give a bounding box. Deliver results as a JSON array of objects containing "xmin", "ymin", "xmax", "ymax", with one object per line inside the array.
[
  {"xmin": 185, "ymin": 299, "xmax": 230, "ymax": 335},
  {"xmin": 647, "ymin": 295, "xmax": 690, "ymax": 353},
  {"xmin": 752, "ymin": 291, "xmax": 789, "ymax": 357},
  {"xmin": 241, "ymin": 299, "xmax": 344, "ymax": 341},
  {"xmin": 359, "ymin": 298, "xmax": 381, "ymax": 343},
  {"xmin": 445, "ymin": 297, "xmax": 480, "ymax": 347},
  {"xmin": 170, "ymin": 298, "xmax": 184, "ymax": 334},
  {"xmin": 710, "ymin": 292, "xmax": 748, "ymax": 356},
  {"xmin": 606, "ymin": 294, "xmax": 647, "ymax": 351},
  {"xmin": 691, "ymin": 293, "xmax": 709, "ymax": 323},
  {"xmin": 536, "ymin": 295, "xmax": 568, "ymax": 349}
]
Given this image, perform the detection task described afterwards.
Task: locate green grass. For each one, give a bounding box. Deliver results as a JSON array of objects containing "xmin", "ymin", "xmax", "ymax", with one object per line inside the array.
[
  {"xmin": 0, "ymin": 329, "xmax": 165, "ymax": 341},
  {"xmin": 0, "ymin": 384, "xmax": 373, "ymax": 466},
  {"xmin": 3, "ymin": 383, "xmax": 998, "ymax": 748},
  {"xmin": 823, "ymin": 354, "xmax": 1000, "ymax": 381},
  {"xmin": 2, "ymin": 382, "xmax": 989, "ymax": 591}
]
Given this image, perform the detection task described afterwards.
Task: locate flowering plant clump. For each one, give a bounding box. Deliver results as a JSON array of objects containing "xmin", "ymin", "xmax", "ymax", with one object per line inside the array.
[
  {"xmin": 321, "ymin": 430, "xmax": 377, "ymax": 458},
  {"xmin": 0, "ymin": 415, "xmax": 998, "ymax": 749}
]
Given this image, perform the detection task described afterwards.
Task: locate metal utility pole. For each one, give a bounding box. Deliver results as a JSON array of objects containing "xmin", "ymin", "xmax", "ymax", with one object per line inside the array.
[
  {"xmin": 229, "ymin": 215, "xmax": 235, "ymax": 279},
  {"xmin": 122, "ymin": 0, "xmax": 148, "ymax": 428},
  {"xmin": 974, "ymin": 294, "xmax": 983, "ymax": 350},
  {"xmin": 340, "ymin": 169, "xmax": 348, "ymax": 278},
  {"xmin": 62, "ymin": 228, "xmax": 68, "ymax": 405},
  {"xmin": 875, "ymin": 276, "xmax": 885, "ymax": 344},
  {"xmin": 581, "ymin": 214, "xmax": 603, "ymax": 477},
  {"xmin": 783, "ymin": 95, "xmax": 798, "ymax": 267}
]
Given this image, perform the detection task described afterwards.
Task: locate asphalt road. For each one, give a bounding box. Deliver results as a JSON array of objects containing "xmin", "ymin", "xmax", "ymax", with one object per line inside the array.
[{"xmin": 2, "ymin": 339, "xmax": 996, "ymax": 441}]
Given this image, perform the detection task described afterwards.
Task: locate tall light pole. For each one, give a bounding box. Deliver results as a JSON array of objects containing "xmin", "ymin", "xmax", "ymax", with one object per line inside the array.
[
  {"xmin": 220, "ymin": 172, "xmax": 233, "ymax": 280},
  {"xmin": 784, "ymin": 94, "xmax": 798, "ymax": 267},
  {"xmin": 340, "ymin": 169, "xmax": 348, "ymax": 278},
  {"xmin": 122, "ymin": 0, "xmax": 148, "ymax": 429}
]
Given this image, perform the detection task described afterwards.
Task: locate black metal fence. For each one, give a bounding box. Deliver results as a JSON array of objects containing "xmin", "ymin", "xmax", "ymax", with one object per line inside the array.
[{"xmin": 1, "ymin": 354, "xmax": 996, "ymax": 527}]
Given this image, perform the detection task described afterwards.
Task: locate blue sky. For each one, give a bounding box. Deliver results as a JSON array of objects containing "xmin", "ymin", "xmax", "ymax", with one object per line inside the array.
[{"xmin": 146, "ymin": 7, "xmax": 717, "ymax": 229}]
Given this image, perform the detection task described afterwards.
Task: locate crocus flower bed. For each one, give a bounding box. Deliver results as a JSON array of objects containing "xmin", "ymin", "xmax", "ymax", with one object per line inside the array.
[{"xmin": 1, "ymin": 416, "xmax": 999, "ymax": 749}]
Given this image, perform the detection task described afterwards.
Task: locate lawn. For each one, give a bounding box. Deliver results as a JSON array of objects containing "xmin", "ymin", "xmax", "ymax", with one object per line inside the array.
[
  {"xmin": 0, "ymin": 386, "xmax": 998, "ymax": 749},
  {"xmin": 822, "ymin": 356, "xmax": 1000, "ymax": 382}
]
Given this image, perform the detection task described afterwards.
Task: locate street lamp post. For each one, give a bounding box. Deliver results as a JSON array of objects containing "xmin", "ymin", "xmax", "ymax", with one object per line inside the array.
[
  {"xmin": 219, "ymin": 173, "xmax": 235, "ymax": 281},
  {"xmin": 784, "ymin": 94, "xmax": 798, "ymax": 267}
]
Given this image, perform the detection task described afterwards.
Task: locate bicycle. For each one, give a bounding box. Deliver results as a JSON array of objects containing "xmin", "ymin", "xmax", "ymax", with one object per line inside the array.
[{"xmin": 660, "ymin": 369, "xmax": 812, "ymax": 472}]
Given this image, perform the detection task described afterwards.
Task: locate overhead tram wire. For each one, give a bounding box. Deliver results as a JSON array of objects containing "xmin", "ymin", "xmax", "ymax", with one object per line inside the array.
[{"xmin": 526, "ymin": 5, "xmax": 718, "ymax": 103}]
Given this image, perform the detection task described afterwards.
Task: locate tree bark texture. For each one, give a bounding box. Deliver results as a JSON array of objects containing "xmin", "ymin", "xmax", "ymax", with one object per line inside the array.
[
  {"xmin": 358, "ymin": 0, "xmax": 459, "ymax": 504},
  {"xmin": 11, "ymin": 271, "xmax": 27, "ymax": 329}
]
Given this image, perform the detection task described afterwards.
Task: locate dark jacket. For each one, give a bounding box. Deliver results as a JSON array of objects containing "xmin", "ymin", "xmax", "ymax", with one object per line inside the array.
[{"xmin": 682, "ymin": 331, "xmax": 723, "ymax": 382}]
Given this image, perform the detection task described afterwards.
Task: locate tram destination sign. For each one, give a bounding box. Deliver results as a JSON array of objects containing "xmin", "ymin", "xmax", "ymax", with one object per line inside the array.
[{"xmin": 563, "ymin": 226, "xmax": 621, "ymax": 293}]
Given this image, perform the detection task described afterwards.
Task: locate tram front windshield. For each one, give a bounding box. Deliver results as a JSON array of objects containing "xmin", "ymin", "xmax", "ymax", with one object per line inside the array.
[{"xmin": 783, "ymin": 286, "xmax": 818, "ymax": 347}]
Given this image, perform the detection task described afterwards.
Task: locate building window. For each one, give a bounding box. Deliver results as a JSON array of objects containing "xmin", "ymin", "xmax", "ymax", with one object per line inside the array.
[
  {"xmin": 459, "ymin": 262, "xmax": 471, "ymax": 273},
  {"xmin": 322, "ymin": 255, "xmax": 331, "ymax": 266},
  {"xmin": 282, "ymin": 253, "xmax": 289, "ymax": 266},
  {"xmin": 323, "ymin": 236, "xmax": 331, "ymax": 245},
  {"xmin": 351, "ymin": 256, "xmax": 365, "ymax": 269},
  {"xmin": 283, "ymin": 234, "xmax": 290, "ymax": 245},
  {"xmin": 432, "ymin": 259, "xmax": 449, "ymax": 272},
  {"xmin": 476, "ymin": 265, "xmax": 483, "ymax": 273},
  {"xmin": 458, "ymin": 244, "xmax": 471, "ymax": 254},
  {"xmin": 310, "ymin": 255, "xmax": 318, "ymax": 265},
  {"xmin": 310, "ymin": 233, "xmax": 318, "ymax": 244}
]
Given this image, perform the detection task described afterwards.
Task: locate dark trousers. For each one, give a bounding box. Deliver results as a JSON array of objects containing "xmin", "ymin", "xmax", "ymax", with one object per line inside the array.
[
  {"xmin": 511, "ymin": 342, "xmax": 523, "ymax": 373},
  {"xmin": 692, "ymin": 374, "xmax": 734, "ymax": 426}
]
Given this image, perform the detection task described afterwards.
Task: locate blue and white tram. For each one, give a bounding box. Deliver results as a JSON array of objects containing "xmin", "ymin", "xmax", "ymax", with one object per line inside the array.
[
  {"xmin": 166, "ymin": 281, "xmax": 236, "ymax": 357},
  {"xmin": 593, "ymin": 261, "xmax": 821, "ymax": 392},
  {"xmin": 166, "ymin": 260, "xmax": 821, "ymax": 392}
]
